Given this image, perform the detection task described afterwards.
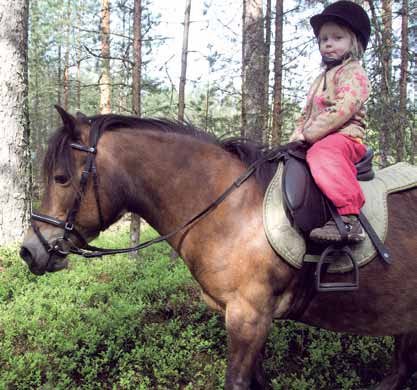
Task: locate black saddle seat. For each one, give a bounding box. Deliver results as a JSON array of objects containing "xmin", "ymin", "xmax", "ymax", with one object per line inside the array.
[{"xmin": 356, "ymin": 148, "xmax": 374, "ymax": 181}]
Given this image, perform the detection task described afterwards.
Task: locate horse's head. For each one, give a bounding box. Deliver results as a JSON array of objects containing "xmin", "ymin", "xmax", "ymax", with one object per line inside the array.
[{"xmin": 20, "ymin": 106, "xmax": 115, "ymax": 275}]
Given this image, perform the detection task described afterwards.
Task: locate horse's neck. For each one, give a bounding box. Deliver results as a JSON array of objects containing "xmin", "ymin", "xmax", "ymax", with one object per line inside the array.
[{"xmin": 106, "ymin": 130, "xmax": 243, "ymax": 234}]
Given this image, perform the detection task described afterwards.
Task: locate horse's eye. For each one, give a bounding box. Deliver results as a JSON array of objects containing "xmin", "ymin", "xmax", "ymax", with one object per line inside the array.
[{"xmin": 54, "ymin": 175, "xmax": 69, "ymax": 184}]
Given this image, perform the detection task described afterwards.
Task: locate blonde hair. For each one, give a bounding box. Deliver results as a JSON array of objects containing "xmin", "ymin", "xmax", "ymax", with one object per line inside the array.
[{"xmin": 347, "ymin": 29, "xmax": 364, "ymax": 60}]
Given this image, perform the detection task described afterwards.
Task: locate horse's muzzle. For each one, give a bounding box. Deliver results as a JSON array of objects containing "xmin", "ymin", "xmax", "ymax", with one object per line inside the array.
[
  {"xmin": 20, "ymin": 245, "xmax": 68, "ymax": 275},
  {"xmin": 20, "ymin": 246, "xmax": 46, "ymax": 275}
]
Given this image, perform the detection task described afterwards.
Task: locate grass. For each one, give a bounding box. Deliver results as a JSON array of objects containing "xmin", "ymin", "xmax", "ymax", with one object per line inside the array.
[{"xmin": 0, "ymin": 227, "xmax": 414, "ymax": 389}]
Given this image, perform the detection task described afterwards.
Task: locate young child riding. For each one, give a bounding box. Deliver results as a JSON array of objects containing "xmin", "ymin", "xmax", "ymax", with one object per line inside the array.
[{"xmin": 289, "ymin": 0, "xmax": 371, "ymax": 244}]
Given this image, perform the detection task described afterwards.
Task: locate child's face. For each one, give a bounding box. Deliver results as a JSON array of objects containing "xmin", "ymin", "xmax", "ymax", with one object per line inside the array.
[{"xmin": 318, "ymin": 22, "xmax": 352, "ymax": 60}]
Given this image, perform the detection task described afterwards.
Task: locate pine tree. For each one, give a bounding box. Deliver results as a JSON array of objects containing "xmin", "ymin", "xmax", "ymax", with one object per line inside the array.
[
  {"xmin": 242, "ymin": 0, "xmax": 267, "ymax": 142},
  {"xmin": 130, "ymin": 0, "xmax": 142, "ymax": 257},
  {"xmin": 0, "ymin": 0, "xmax": 31, "ymax": 244}
]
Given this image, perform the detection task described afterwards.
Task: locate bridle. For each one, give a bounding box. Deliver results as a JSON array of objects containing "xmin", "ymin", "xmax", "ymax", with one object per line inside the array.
[
  {"xmin": 30, "ymin": 121, "xmax": 288, "ymax": 263},
  {"xmin": 31, "ymin": 122, "xmax": 104, "ymax": 260}
]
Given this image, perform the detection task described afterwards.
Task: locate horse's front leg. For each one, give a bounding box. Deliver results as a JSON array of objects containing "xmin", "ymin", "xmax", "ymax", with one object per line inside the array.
[{"xmin": 225, "ymin": 298, "xmax": 272, "ymax": 390}]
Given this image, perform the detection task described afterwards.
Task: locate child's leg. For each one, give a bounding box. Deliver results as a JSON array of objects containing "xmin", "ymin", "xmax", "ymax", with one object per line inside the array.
[{"xmin": 306, "ymin": 133, "xmax": 367, "ymax": 216}]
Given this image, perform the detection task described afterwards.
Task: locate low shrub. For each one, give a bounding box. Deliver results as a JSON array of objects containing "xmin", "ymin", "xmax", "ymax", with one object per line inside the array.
[{"xmin": 0, "ymin": 228, "xmax": 415, "ymax": 389}]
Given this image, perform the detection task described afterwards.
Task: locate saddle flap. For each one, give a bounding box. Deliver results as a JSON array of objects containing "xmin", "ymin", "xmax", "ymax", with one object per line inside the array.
[
  {"xmin": 282, "ymin": 156, "xmax": 330, "ymax": 233},
  {"xmin": 282, "ymin": 157, "xmax": 308, "ymax": 211}
]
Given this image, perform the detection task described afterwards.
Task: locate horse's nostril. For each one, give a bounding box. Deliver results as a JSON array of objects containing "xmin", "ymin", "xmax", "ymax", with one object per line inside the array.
[{"xmin": 20, "ymin": 247, "xmax": 33, "ymax": 266}]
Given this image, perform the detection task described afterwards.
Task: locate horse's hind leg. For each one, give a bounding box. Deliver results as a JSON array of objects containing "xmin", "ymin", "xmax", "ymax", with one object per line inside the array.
[
  {"xmin": 375, "ymin": 333, "xmax": 417, "ymax": 390},
  {"xmin": 224, "ymin": 299, "xmax": 272, "ymax": 390}
]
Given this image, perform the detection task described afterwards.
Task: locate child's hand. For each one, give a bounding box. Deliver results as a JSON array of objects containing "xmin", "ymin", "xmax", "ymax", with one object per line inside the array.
[{"xmin": 290, "ymin": 132, "xmax": 305, "ymax": 142}]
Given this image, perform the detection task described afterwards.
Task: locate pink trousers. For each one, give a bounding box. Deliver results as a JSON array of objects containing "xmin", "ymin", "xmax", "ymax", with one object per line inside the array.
[{"xmin": 306, "ymin": 133, "xmax": 367, "ymax": 216}]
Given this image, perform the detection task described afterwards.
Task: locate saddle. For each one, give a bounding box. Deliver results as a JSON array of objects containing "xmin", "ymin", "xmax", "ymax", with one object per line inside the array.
[
  {"xmin": 282, "ymin": 145, "xmax": 374, "ymax": 234},
  {"xmin": 281, "ymin": 144, "xmax": 389, "ymax": 292}
]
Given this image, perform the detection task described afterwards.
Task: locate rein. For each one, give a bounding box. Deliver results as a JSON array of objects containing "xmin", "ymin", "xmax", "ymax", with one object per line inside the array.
[{"xmin": 31, "ymin": 125, "xmax": 288, "ymax": 260}]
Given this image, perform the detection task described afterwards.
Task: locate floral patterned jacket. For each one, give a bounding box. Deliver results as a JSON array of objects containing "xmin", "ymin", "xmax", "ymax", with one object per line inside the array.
[{"xmin": 292, "ymin": 58, "xmax": 370, "ymax": 144}]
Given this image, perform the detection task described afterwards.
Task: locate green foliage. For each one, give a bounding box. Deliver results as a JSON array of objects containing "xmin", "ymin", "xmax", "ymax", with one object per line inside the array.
[
  {"xmin": 0, "ymin": 229, "xmax": 226, "ymax": 390},
  {"xmin": 186, "ymin": 84, "xmax": 241, "ymax": 138},
  {"xmin": 266, "ymin": 324, "xmax": 397, "ymax": 390},
  {"xmin": 1, "ymin": 228, "xmax": 416, "ymax": 389}
]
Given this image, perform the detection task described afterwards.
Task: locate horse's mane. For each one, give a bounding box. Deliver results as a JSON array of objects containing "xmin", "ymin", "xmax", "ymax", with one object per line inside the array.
[{"xmin": 43, "ymin": 114, "xmax": 289, "ymax": 191}]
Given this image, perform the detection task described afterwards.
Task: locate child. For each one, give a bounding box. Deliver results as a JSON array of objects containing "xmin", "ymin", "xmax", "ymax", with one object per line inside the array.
[{"xmin": 289, "ymin": 1, "xmax": 371, "ymax": 243}]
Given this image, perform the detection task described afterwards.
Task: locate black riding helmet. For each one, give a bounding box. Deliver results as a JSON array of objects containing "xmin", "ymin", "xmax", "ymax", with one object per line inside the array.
[{"xmin": 310, "ymin": 1, "xmax": 371, "ymax": 51}]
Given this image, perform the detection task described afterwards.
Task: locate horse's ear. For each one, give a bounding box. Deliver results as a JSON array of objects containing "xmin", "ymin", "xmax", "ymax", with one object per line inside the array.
[
  {"xmin": 76, "ymin": 111, "xmax": 89, "ymax": 124},
  {"xmin": 55, "ymin": 105, "xmax": 78, "ymax": 139}
]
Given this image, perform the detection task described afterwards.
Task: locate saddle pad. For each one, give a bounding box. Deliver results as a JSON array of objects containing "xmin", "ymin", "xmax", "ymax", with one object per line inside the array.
[{"xmin": 263, "ymin": 162, "xmax": 417, "ymax": 273}]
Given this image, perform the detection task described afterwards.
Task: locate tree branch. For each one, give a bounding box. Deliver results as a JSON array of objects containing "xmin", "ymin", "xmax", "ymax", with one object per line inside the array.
[{"xmin": 83, "ymin": 44, "xmax": 134, "ymax": 65}]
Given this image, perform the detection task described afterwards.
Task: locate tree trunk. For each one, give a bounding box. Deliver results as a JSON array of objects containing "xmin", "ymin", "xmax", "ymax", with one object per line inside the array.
[
  {"xmin": 380, "ymin": 0, "xmax": 393, "ymax": 166},
  {"xmin": 30, "ymin": 0, "xmax": 42, "ymax": 181},
  {"xmin": 367, "ymin": 0, "xmax": 393, "ymax": 167},
  {"xmin": 172, "ymin": 0, "xmax": 192, "ymax": 260},
  {"xmin": 178, "ymin": 0, "xmax": 192, "ymax": 122},
  {"xmin": 205, "ymin": 80, "xmax": 210, "ymax": 131},
  {"xmin": 242, "ymin": 0, "xmax": 266, "ymax": 142},
  {"xmin": 118, "ymin": 0, "xmax": 128, "ymax": 114},
  {"xmin": 76, "ymin": 0, "xmax": 82, "ymax": 111},
  {"xmin": 271, "ymin": 0, "xmax": 283, "ymax": 146},
  {"xmin": 372, "ymin": 0, "xmax": 392, "ymax": 167},
  {"xmin": 411, "ymin": 119, "xmax": 416, "ymax": 165},
  {"xmin": 397, "ymin": 0, "xmax": 409, "ymax": 162},
  {"xmin": 57, "ymin": 44, "xmax": 62, "ymax": 111},
  {"xmin": 100, "ymin": 0, "xmax": 111, "ymax": 114},
  {"xmin": 130, "ymin": 0, "xmax": 142, "ymax": 257},
  {"xmin": 132, "ymin": 0, "xmax": 141, "ymax": 116},
  {"xmin": 0, "ymin": 0, "xmax": 31, "ymax": 245},
  {"xmin": 263, "ymin": 0, "xmax": 272, "ymax": 142},
  {"xmin": 63, "ymin": 0, "xmax": 71, "ymax": 110}
]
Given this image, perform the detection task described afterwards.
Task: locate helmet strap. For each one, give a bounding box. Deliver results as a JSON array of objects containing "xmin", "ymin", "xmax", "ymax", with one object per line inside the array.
[{"xmin": 322, "ymin": 56, "xmax": 344, "ymax": 69}]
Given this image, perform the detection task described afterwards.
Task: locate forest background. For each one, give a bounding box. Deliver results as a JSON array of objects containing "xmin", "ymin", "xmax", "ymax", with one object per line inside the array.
[
  {"xmin": 29, "ymin": 0, "xmax": 416, "ymax": 178},
  {"xmin": 0, "ymin": 0, "xmax": 416, "ymax": 388},
  {"xmin": 24, "ymin": 0, "xmax": 416, "ymax": 246},
  {"xmin": 0, "ymin": 0, "xmax": 416, "ymax": 244}
]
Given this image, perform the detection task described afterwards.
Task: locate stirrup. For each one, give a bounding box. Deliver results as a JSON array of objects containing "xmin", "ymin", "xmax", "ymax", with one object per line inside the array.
[{"xmin": 315, "ymin": 245, "xmax": 359, "ymax": 292}]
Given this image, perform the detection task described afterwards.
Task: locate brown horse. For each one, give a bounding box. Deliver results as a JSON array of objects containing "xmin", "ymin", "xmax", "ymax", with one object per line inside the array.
[{"xmin": 21, "ymin": 107, "xmax": 417, "ymax": 390}]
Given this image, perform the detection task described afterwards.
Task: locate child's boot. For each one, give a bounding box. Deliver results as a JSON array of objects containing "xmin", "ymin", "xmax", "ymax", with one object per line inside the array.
[{"xmin": 310, "ymin": 215, "xmax": 365, "ymax": 243}]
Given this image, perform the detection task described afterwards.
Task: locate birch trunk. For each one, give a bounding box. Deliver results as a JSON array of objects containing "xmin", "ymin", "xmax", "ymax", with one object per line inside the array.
[{"xmin": 0, "ymin": 0, "xmax": 31, "ymax": 245}]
